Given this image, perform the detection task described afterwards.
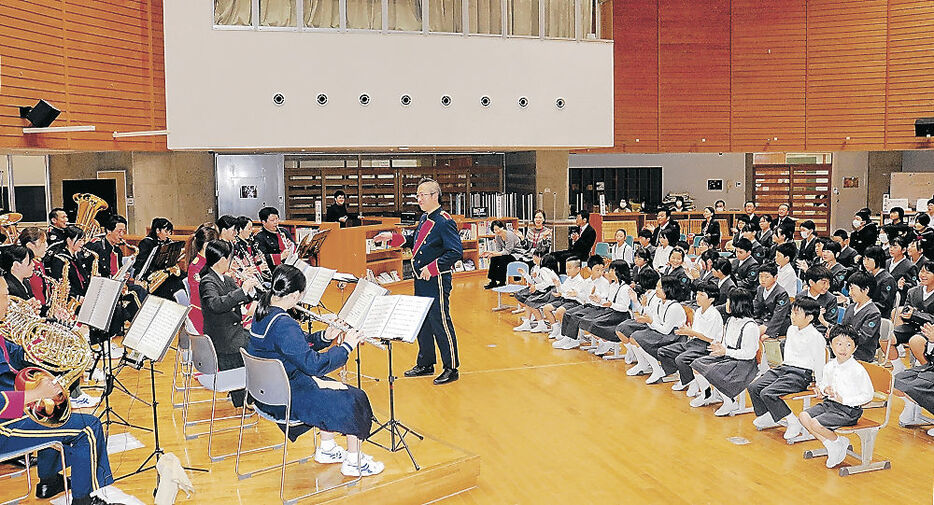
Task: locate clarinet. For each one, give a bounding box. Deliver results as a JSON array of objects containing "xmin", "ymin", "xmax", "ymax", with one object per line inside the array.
[{"xmin": 292, "ymin": 305, "xmax": 386, "ymax": 350}]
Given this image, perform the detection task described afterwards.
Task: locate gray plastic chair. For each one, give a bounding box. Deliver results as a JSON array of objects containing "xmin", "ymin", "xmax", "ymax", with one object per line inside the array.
[
  {"xmin": 183, "ymin": 334, "xmax": 254, "ymax": 462},
  {"xmin": 237, "ymin": 349, "xmax": 361, "ymax": 505},
  {"xmin": 172, "ymin": 327, "xmax": 209, "ymax": 409},
  {"xmin": 491, "ymin": 261, "xmax": 531, "ymax": 311},
  {"xmin": 0, "ymin": 441, "xmax": 66, "ymax": 505}
]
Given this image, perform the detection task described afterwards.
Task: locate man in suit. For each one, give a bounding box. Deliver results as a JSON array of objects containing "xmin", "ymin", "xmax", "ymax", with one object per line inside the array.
[
  {"xmin": 795, "ymin": 265, "xmax": 838, "ymax": 335},
  {"xmin": 377, "ymin": 179, "xmax": 464, "ymax": 385},
  {"xmin": 743, "ymin": 201, "xmax": 759, "ymax": 233},
  {"xmin": 836, "ymin": 271, "xmax": 882, "ymax": 362},
  {"xmin": 772, "ymin": 203, "xmax": 796, "ymax": 238},
  {"xmin": 731, "ymin": 238, "xmax": 760, "ymax": 291},
  {"xmin": 554, "ymin": 210, "xmax": 597, "ymax": 273},
  {"xmin": 651, "ymin": 209, "xmax": 680, "ymax": 247},
  {"xmin": 199, "ymin": 240, "xmax": 260, "ymax": 406},
  {"xmin": 754, "ymin": 262, "xmax": 792, "ymax": 339}
]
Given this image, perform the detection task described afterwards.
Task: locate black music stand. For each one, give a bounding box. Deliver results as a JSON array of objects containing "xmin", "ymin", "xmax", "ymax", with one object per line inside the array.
[
  {"xmin": 303, "ymin": 229, "xmax": 330, "ymax": 267},
  {"xmin": 367, "ymin": 338, "xmax": 423, "ymax": 471}
]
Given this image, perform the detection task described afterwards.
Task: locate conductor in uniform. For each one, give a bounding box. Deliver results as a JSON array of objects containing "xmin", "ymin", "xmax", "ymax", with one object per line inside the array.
[{"xmin": 376, "ymin": 179, "xmax": 463, "ymax": 385}]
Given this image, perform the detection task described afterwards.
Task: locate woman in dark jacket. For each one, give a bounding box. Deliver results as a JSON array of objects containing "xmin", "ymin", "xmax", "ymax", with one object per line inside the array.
[
  {"xmin": 199, "ymin": 240, "xmax": 260, "ymax": 406},
  {"xmin": 700, "ymin": 206, "xmax": 720, "ymax": 249}
]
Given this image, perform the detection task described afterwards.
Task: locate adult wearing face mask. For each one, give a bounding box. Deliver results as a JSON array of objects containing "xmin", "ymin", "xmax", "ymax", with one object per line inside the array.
[
  {"xmin": 797, "ymin": 220, "xmax": 818, "ymax": 266},
  {"xmin": 850, "ymin": 209, "xmax": 879, "ymax": 257}
]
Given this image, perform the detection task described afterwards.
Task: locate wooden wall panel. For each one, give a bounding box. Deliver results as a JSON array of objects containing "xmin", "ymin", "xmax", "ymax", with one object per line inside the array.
[
  {"xmin": 730, "ymin": 0, "xmax": 806, "ymax": 152},
  {"xmin": 886, "ymin": 0, "xmax": 934, "ymax": 150},
  {"xmin": 805, "ymin": 0, "xmax": 887, "ymax": 150},
  {"xmin": 0, "ymin": 0, "xmax": 166, "ymax": 152},
  {"xmin": 657, "ymin": 0, "xmax": 731, "ymax": 152},
  {"xmin": 611, "ymin": 0, "xmax": 658, "ymax": 152}
]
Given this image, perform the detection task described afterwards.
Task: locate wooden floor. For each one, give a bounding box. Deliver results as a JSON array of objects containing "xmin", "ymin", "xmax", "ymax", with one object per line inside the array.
[{"xmin": 5, "ymin": 273, "xmax": 934, "ymax": 504}]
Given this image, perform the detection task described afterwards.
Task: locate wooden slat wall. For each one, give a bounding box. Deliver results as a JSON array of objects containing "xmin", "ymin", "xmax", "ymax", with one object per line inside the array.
[
  {"xmin": 730, "ymin": 0, "xmax": 807, "ymax": 152},
  {"xmin": 0, "ymin": 0, "xmax": 166, "ymax": 151},
  {"xmin": 591, "ymin": 0, "xmax": 934, "ymax": 153},
  {"xmin": 885, "ymin": 0, "xmax": 934, "ymax": 150},
  {"xmin": 657, "ymin": 0, "xmax": 731, "ymax": 153},
  {"xmin": 805, "ymin": 0, "xmax": 887, "ymax": 150}
]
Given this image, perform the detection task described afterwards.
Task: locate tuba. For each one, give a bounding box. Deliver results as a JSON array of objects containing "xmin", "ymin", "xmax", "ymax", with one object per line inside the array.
[
  {"xmin": 0, "ymin": 212, "xmax": 22, "ymax": 244},
  {"xmin": 72, "ymin": 193, "xmax": 109, "ymax": 238}
]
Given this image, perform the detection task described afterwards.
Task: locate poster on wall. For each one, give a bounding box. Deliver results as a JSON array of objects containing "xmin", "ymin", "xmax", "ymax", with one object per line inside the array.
[
  {"xmin": 707, "ymin": 179, "xmax": 724, "ymax": 191},
  {"xmin": 239, "ymin": 185, "xmax": 258, "ymax": 199}
]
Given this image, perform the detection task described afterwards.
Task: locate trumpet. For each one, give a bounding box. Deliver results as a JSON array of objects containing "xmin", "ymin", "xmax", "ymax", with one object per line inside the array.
[{"xmin": 292, "ymin": 305, "xmax": 385, "ymax": 350}]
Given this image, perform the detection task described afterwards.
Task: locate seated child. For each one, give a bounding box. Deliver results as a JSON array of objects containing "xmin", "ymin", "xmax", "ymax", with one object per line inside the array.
[
  {"xmin": 657, "ymin": 281, "xmax": 724, "ymax": 396},
  {"xmin": 576, "ymin": 261, "xmax": 634, "ymax": 356},
  {"xmin": 548, "ymin": 255, "xmax": 604, "ymax": 343},
  {"xmin": 554, "ymin": 256, "xmax": 609, "ymax": 350},
  {"xmin": 540, "ymin": 257, "xmax": 585, "ymax": 338},
  {"xmin": 628, "ymin": 275, "xmax": 690, "ymax": 382},
  {"xmin": 895, "ymin": 321, "xmax": 934, "ymax": 434},
  {"xmin": 798, "ymin": 325, "xmax": 874, "ymax": 469},
  {"xmin": 615, "ymin": 269, "xmax": 662, "ymax": 364},
  {"xmin": 514, "ymin": 250, "xmax": 561, "ymax": 332}
]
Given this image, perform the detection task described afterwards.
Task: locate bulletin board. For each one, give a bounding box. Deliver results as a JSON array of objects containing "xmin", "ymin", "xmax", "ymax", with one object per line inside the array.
[{"xmin": 890, "ymin": 173, "xmax": 934, "ymax": 209}]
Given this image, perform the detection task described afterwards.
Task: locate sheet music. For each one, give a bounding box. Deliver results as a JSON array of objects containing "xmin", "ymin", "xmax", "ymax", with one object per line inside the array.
[
  {"xmin": 113, "ymin": 259, "xmax": 133, "ymax": 281},
  {"xmin": 76, "ymin": 276, "xmax": 125, "ymax": 331},
  {"xmin": 338, "ymin": 279, "xmax": 388, "ymax": 329},
  {"xmin": 123, "ymin": 296, "xmax": 190, "ymax": 362},
  {"xmin": 380, "ymin": 296, "xmax": 433, "ymax": 343},
  {"xmin": 360, "ymin": 296, "xmax": 397, "ymax": 339},
  {"xmin": 305, "ymin": 265, "xmax": 335, "ymax": 306}
]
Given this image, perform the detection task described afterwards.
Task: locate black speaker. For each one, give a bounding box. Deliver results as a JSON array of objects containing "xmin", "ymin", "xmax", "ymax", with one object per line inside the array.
[
  {"xmin": 19, "ymin": 100, "xmax": 60, "ymax": 128},
  {"xmin": 917, "ymin": 118, "xmax": 934, "ymax": 137}
]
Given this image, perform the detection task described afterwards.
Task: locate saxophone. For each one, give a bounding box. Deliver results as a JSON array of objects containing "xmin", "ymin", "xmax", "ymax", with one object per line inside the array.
[{"xmin": 48, "ymin": 260, "xmax": 78, "ymax": 322}]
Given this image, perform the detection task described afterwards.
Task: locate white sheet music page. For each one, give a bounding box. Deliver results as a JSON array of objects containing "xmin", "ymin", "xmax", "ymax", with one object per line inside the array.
[
  {"xmin": 123, "ymin": 297, "xmax": 189, "ymax": 362},
  {"xmin": 360, "ymin": 296, "xmax": 398, "ymax": 339},
  {"xmin": 123, "ymin": 297, "xmax": 162, "ymax": 356},
  {"xmin": 339, "ymin": 279, "xmax": 389, "ymax": 329},
  {"xmin": 381, "ymin": 295, "xmax": 433, "ymax": 343},
  {"xmin": 76, "ymin": 277, "xmax": 124, "ymax": 330},
  {"xmin": 303, "ymin": 265, "xmax": 335, "ymax": 306}
]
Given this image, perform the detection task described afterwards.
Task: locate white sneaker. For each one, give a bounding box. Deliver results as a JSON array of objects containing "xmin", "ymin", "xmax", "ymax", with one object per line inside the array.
[
  {"xmin": 548, "ymin": 325, "xmax": 562, "ymax": 339},
  {"xmin": 341, "ymin": 452, "xmax": 385, "ymax": 477},
  {"xmin": 626, "ymin": 362, "xmax": 650, "ymax": 376},
  {"xmin": 313, "ymin": 444, "xmax": 347, "ymax": 464},
  {"xmin": 783, "ymin": 415, "xmax": 804, "ymax": 440},
  {"xmin": 71, "ymin": 392, "xmax": 100, "ymax": 409},
  {"xmin": 899, "ymin": 400, "xmax": 921, "ymax": 426},
  {"xmin": 592, "ymin": 340, "xmax": 613, "ymax": 356},
  {"xmin": 513, "ymin": 320, "xmax": 534, "ymax": 332},
  {"xmin": 686, "ymin": 381, "xmax": 700, "ymax": 397},
  {"xmin": 554, "ymin": 338, "xmax": 581, "ymax": 350},
  {"xmin": 671, "ymin": 380, "xmax": 688, "ymax": 391},
  {"xmin": 714, "ymin": 396, "xmax": 737, "ymax": 417},
  {"xmin": 690, "ymin": 390, "xmax": 714, "ymax": 408},
  {"xmin": 623, "ymin": 347, "xmax": 636, "ymax": 364},
  {"xmin": 645, "ymin": 367, "xmax": 665, "ymax": 385},
  {"xmin": 753, "ymin": 413, "xmax": 779, "ymax": 430},
  {"xmin": 825, "ymin": 437, "xmax": 849, "ymax": 468},
  {"xmin": 511, "ymin": 307, "xmax": 525, "ymax": 314},
  {"xmin": 927, "ymin": 428, "xmax": 934, "ymax": 437},
  {"xmin": 892, "ymin": 358, "xmax": 906, "ymax": 375},
  {"xmin": 532, "ymin": 321, "xmax": 550, "ymax": 333}
]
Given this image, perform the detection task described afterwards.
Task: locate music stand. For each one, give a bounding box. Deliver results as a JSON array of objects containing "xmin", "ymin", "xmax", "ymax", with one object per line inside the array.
[
  {"xmin": 367, "ymin": 338, "xmax": 423, "ymax": 471},
  {"xmin": 303, "ymin": 229, "xmax": 330, "ymax": 267}
]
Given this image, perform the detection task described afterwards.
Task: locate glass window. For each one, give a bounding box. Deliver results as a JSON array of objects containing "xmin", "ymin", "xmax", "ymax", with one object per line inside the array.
[
  {"xmin": 304, "ymin": 0, "xmax": 340, "ymax": 28},
  {"xmin": 468, "ymin": 0, "xmax": 502, "ymax": 34},
  {"xmin": 215, "ymin": 0, "xmax": 253, "ymax": 26},
  {"xmin": 388, "ymin": 0, "xmax": 423, "ymax": 30},
  {"xmin": 544, "ymin": 0, "xmax": 573, "ymax": 38},
  {"xmin": 429, "ymin": 0, "xmax": 463, "ymax": 33},
  {"xmin": 597, "ymin": 0, "xmax": 612, "ymax": 40},
  {"xmin": 507, "ymin": 0, "xmax": 539, "ymax": 36},
  {"xmin": 260, "ymin": 0, "xmax": 297, "ymax": 26},
  {"xmin": 580, "ymin": 0, "xmax": 595, "ymax": 39},
  {"xmin": 346, "ymin": 0, "xmax": 382, "ymax": 29}
]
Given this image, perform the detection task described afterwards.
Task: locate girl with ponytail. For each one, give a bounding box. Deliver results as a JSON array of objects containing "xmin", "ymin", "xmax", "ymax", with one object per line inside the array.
[{"xmin": 248, "ymin": 264, "xmax": 384, "ymax": 477}]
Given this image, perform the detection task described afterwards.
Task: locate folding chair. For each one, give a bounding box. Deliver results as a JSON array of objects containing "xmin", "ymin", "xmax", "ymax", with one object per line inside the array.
[
  {"xmin": 183, "ymin": 334, "xmax": 255, "ymax": 462},
  {"xmin": 802, "ymin": 362, "xmax": 894, "ymax": 476},
  {"xmin": 594, "ymin": 242, "xmax": 611, "ymax": 258},
  {"xmin": 236, "ymin": 349, "xmax": 361, "ymax": 505},
  {"xmin": 492, "ymin": 261, "xmax": 530, "ymax": 312},
  {"xmin": 172, "ymin": 325, "xmax": 208, "ymax": 409},
  {"xmin": 0, "ymin": 441, "xmax": 66, "ymax": 505}
]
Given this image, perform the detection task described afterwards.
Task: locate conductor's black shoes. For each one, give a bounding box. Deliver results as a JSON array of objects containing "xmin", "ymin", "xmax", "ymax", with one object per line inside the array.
[
  {"xmin": 404, "ymin": 364, "xmax": 434, "ymax": 377},
  {"xmin": 433, "ymin": 368, "xmax": 459, "ymax": 385},
  {"xmin": 36, "ymin": 474, "xmax": 69, "ymax": 499}
]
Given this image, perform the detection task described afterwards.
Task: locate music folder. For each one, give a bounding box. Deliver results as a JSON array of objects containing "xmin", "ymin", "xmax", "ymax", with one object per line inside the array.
[
  {"xmin": 122, "ymin": 296, "xmax": 191, "ymax": 363},
  {"xmin": 76, "ymin": 276, "xmax": 126, "ymax": 331}
]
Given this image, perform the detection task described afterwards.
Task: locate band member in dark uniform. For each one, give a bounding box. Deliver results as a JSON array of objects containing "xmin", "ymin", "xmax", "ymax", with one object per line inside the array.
[
  {"xmin": 85, "ymin": 215, "xmax": 147, "ymax": 332},
  {"xmin": 376, "ymin": 179, "xmax": 463, "ymax": 385},
  {"xmin": 233, "ymin": 216, "xmax": 269, "ymax": 281},
  {"xmin": 254, "ymin": 207, "xmax": 295, "ymax": 268},
  {"xmin": 44, "ymin": 225, "xmax": 91, "ymax": 300},
  {"xmin": 248, "ymin": 264, "xmax": 383, "ymax": 477},
  {"xmin": 1, "ymin": 246, "xmax": 35, "ymax": 301},
  {"xmin": 133, "ymin": 217, "xmax": 185, "ymax": 301},
  {"xmin": 18, "ymin": 227, "xmax": 52, "ymax": 305},
  {"xmin": 216, "ymin": 214, "xmax": 238, "ymax": 244},
  {"xmin": 46, "ymin": 207, "xmax": 68, "ymax": 250}
]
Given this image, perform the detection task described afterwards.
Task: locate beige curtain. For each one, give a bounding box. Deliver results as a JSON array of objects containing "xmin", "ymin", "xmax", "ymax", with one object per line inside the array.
[
  {"xmin": 429, "ymin": 0, "xmax": 463, "ymax": 32},
  {"xmin": 581, "ymin": 0, "xmax": 595, "ymax": 38},
  {"xmin": 346, "ymin": 0, "xmax": 381, "ymax": 29},
  {"xmin": 388, "ymin": 0, "xmax": 422, "ymax": 30},
  {"xmin": 544, "ymin": 0, "xmax": 572, "ymax": 38},
  {"xmin": 260, "ymin": 0, "xmax": 296, "ymax": 26},
  {"xmin": 215, "ymin": 0, "xmax": 252, "ymax": 25},
  {"xmin": 508, "ymin": 0, "xmax": 538, "ymax": 36},
  {"xmin": 305, "ymin": 0, "xmax": 340, "ymax": 27},
  {"xmin": 468, "ymin": 0, "xmax": 502, "ymax": 34}
]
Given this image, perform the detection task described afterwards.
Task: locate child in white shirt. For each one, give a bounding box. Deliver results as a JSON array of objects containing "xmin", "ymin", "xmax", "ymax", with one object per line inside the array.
[
  {"xmin": 748, "ymin": 297, "xmax": 826, "ymax": 439},
  {"xmin": 652, "ymin": 233, "xmax": 674, "ymax": 272},
  {"xmin": 628, "ymin": 275, "xmax": 689, "ymax": 382},
  {"xmin": 580, "ymin": 261, "xmax": 635, "ymax": 356},
  {"xmin": 553, "ymin": 256, "xmax": 607, "ymax": 349},
  {"xmin": 541, "ymin": 258, "xmax": 584, "ymax": 337},
  {"xmin": 799, "ymin": 325, "xmax": 874, "ymax": 469},
  {"xmin": 658, "ymin": 281, "xmax": 724, "ymax": 396},
  {"xmin": 514, "ymin": 251, "xmax": 560, "ymax": 332}
]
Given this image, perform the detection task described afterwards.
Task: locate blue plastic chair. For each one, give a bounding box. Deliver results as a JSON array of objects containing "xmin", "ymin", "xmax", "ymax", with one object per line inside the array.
[
  {"xmin": 796, "ymin": 277, "xmax": 803, "ymax": 295},
  {"xmin": 594, "ymin": 242, "xmax": 611, "ymax": 258},
  {"xmin": 559, "ymin": 274, "xmax": 568, "ymax": 283},
  {"xmin": 837, "ymin": 308, "xmax": 846, "ymax": 324},
  {"xmin": 625, "ymin": 235, "xmax": 635, "ymax": 247},
  {"xmin": 680, "ymin": 233, "xmax": 687, "ymax": 243},
  {"xmin": 692, "ymin": 236, "xmax": 702, "ymax": 248},
  {"xmin": 492, "ymin": 261, "xmax": 531, "ymax": 311}
]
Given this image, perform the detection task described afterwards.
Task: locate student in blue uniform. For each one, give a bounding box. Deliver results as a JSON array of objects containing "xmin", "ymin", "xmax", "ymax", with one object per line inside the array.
[
  {"xmin": 248, "ymin": 264, "xmax": 383, "ymax": 477},
  {"xmin": 376, "ymin": 178, "xmax": 463, "ymax": 385},
  {"xmin": 0, "ymin": 277, "xmax": 117, "ymax": 505}
]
